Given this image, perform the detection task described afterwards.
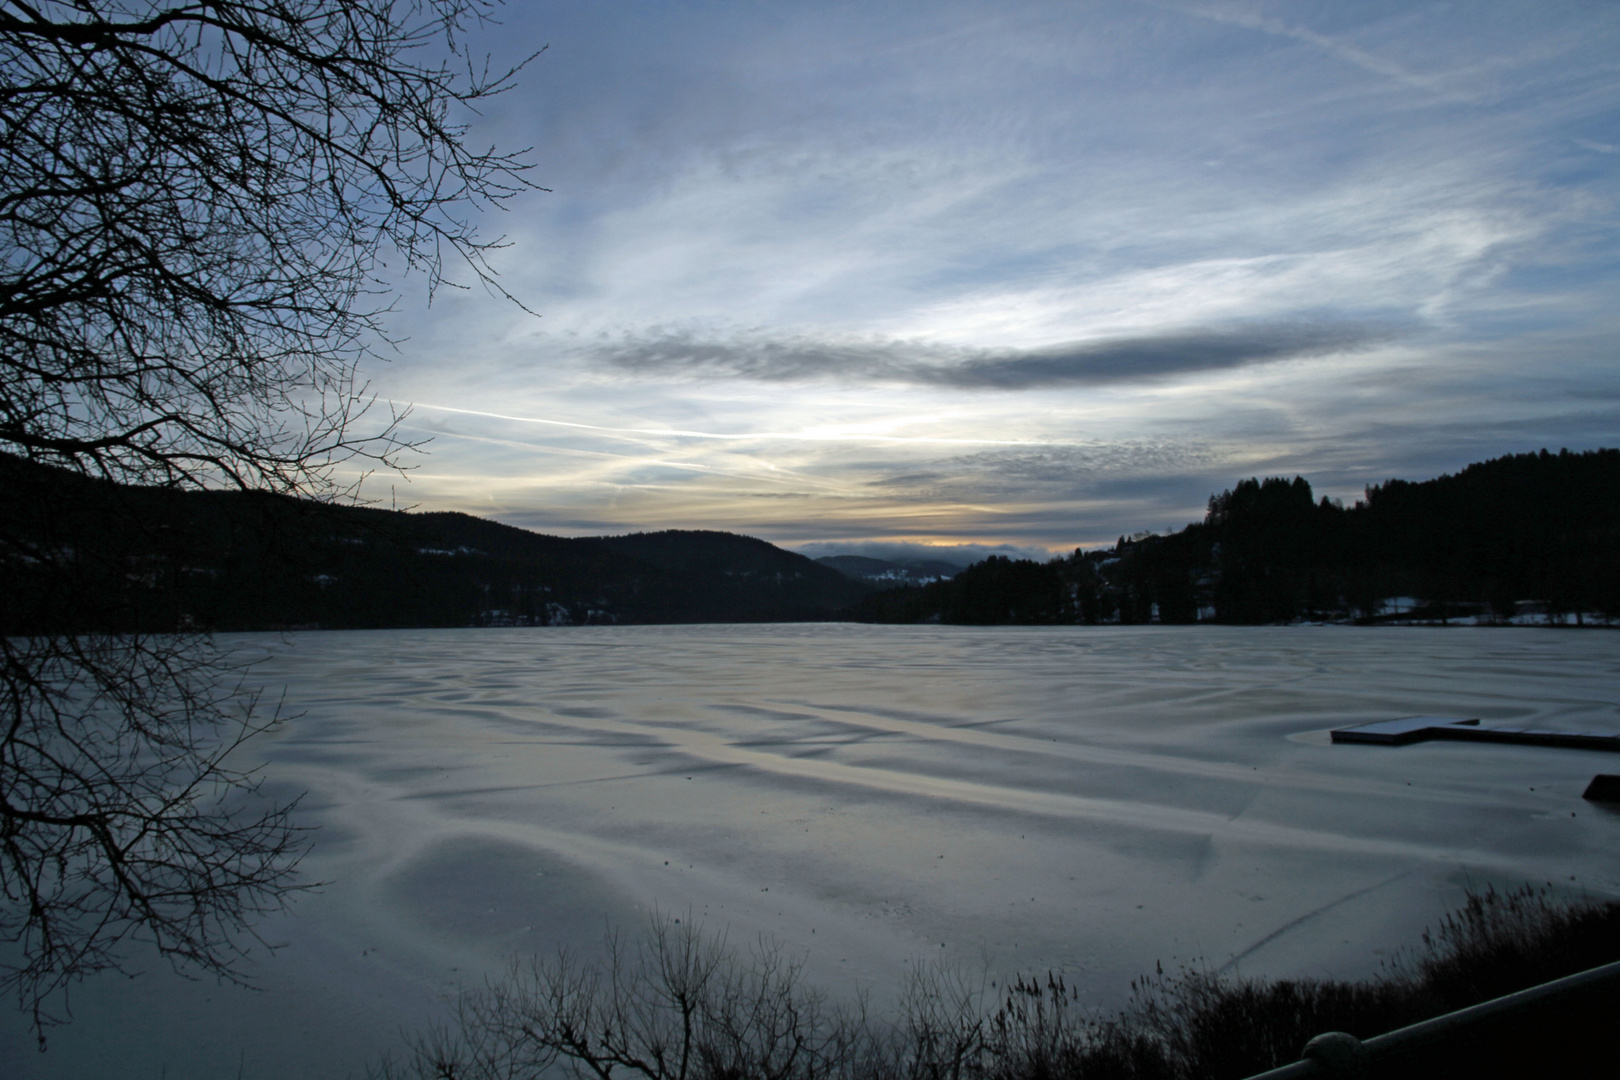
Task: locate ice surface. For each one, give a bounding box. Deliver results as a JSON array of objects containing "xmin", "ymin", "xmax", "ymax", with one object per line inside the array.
[{"xmin": 5, "ymin": 625, "xmax": 1618, "ymax": 1078}]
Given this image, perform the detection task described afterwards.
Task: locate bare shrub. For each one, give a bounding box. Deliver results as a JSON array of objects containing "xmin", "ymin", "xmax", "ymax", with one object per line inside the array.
[
  {"xmin": 1409, "ymin": 882, "xmax": 1620, "ymax": 1008},
  {"xmin": 1119, "ymin": 965, "xmax": 1417, "ymax": 1080},
  {"xmin": 980, "ymin": 974, "xmax": 1170, "ymax": 1080},
  {"xmin": 897, "ymin": 958, "xmax": 991, "ymax": 1080},
  {"xmin": 379, "ymin": 887, "xmax": 1620, "ymax": 1080},
  {"xmin": 375, "ymin": 917, "xmax": 886, "ymax": 1080}
]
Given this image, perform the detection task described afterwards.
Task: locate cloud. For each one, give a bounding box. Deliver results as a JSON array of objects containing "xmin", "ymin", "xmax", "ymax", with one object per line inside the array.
[
  {"xmin": 942, "ymin": 323, "xmax": 1386, "ymax": 388},
  {"xmin": 589, "ymin": 321, "xmax": 1392, "ymax": 389},
  {"xmin": 948, "ymin": 441, "xmax": 1224, "ymax": 483},
  {"xmin": 1162, "ymin": 3, "xmax": 1470, "ymax": 101},
  {"xmin": 1574, "ymin": 138, "xmax": 1620, "ymax": 155},
  {"xmin": 370, "ymin": 3, "xmax": 1620, "ymax": 555}
]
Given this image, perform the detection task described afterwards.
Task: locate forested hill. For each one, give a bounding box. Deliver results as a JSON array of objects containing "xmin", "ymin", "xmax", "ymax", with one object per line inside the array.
[
  {"xmin": 0, "ymin": 457, "xmax": 870, "ymax": 632},
  {"xmin": 9, "ymin": 448, "xmax": 1615, "ymax": 632},
  {"xmin": 859, "ymin": 448, "xmax": 1620, "ymax": 626}
]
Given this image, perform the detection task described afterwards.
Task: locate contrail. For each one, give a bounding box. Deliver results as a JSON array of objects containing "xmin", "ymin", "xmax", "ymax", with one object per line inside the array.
[{"xmin": 409, "ymin": 402, "xmax": 1053, "ymax": 447}]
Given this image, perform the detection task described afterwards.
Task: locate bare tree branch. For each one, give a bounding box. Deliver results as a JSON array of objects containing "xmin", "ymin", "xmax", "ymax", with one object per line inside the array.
[{"xmin": 0, "ymin": 0, "xmax": 539, "ymax": 1044}]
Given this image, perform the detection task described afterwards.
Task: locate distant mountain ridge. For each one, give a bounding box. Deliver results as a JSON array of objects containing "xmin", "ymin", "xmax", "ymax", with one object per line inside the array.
[
  {"xmin": 0, "ymin": 457, "xmax": 871, "ymax": 632},
  {"xmin": 814, "ymin": 554, "xmax": 960, "ymax": 586}
]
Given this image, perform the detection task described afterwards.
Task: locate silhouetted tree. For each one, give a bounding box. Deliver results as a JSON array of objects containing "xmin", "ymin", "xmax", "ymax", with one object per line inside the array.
[
  {"xmin": 940, "ymin": 557, "xmax": 1066, "ymax": 625},
  {"xmin": 863, "ymin": 449, "xmax": 1618, "ymax": 629},
  {"xmin": 0, "ymin": 0, "xmax": 536, "ymax": 1041}
]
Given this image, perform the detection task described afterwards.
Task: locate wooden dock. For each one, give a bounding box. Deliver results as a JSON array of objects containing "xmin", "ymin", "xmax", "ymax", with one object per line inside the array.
[{"xmin": 1331, "ymin": 716, "xmax": 1620, "ymax": 751}]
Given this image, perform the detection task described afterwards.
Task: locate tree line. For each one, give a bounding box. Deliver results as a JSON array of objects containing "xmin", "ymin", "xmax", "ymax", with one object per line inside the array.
[{"xmin": 858, "ymin": 448, "xmax": 1620, "ymax": 626}]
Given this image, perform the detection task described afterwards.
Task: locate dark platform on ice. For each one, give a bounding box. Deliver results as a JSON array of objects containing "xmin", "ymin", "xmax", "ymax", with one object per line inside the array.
[
  {"xmin": 1583, "ymin": 775, "xmax": 1620, "ymax": 803},
  {"xmin": 1331, "ymin": 716, "xmax": 1620, "ymax": 752}
]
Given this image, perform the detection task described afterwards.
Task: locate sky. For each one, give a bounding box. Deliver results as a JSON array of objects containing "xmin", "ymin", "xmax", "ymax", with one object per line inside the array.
[{"xmin": 364, "ymin": 0, "xmax": 1620, "ymax": 562}]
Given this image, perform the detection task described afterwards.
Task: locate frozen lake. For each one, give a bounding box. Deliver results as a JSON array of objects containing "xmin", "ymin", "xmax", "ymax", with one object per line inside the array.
[{"xmin": 6, "ymin": 624, "xmax": 1619, "ymax": 1078}]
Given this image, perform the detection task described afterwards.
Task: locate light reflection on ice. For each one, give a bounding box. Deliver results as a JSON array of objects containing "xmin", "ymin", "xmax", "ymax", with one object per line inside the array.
[{"xmin": 6, "ymin": 624, "xmax": 1618, "ymax": 1079}]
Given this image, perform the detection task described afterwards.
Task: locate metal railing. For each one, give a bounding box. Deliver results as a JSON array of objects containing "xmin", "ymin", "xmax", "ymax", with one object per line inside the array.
[{"xmin": 1240, "ymin": 958, "xmax": 1620, "ymax": 1079}]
